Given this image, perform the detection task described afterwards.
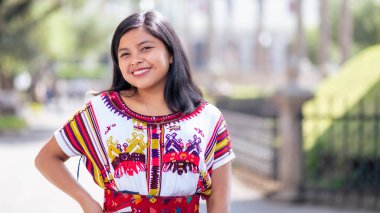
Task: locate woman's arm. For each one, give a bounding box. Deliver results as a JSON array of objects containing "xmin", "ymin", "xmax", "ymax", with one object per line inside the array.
[
  {"xmin": 206, "ymin": 162, "xmax": 232, "ymax": 213},
  {"xmin": 35, "ymin": 137, "xmax": 103, "ymax": 213}
]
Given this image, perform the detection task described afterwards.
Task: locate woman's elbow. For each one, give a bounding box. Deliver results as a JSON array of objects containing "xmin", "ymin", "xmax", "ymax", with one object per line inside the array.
[
  {"xmin": 35, "ymin": 137, "xmax": 66, "ymax": 171},
  {"xmin": 35, "ymin": 147, "xmax": 47, "ymax": 172}
]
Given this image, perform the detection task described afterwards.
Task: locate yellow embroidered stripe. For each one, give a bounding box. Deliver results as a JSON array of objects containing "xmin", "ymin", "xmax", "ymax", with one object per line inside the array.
[
  {"xmin": 215, "ymin": 138, "xmax": 229, "ymax": 152},
  {"xmin": 70, "ymin": 118, "xmax": 105, "ymax": 188}
]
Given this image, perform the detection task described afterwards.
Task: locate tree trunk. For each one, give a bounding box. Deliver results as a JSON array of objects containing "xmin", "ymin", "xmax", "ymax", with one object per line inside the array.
[
  {"xmin": 0, "ymin": 70, "xmax": 13, "ymax": 90},
  {"xmin": 319, "ymin": 0, "xmax": 330, "ymax": 75},
  {"xmin": 255, "ymin": 0, "xmax": 265, "ymax": 72},
  {"xmin": 339, "ymin": 0, "xmax": 352, "ymax": 64},
  {"xmin": 295, "ymin": 0, "xmax": 306, "ymax": 59},
  {"xmin": 0, "ymin": 70, "xmax": 17, "ymax": 114}
]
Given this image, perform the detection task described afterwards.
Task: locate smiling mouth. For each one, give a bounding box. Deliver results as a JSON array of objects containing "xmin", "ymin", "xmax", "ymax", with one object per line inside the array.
[{"xmin": 132, "ymin": 68, "xmax": 150, "ymax": 76}]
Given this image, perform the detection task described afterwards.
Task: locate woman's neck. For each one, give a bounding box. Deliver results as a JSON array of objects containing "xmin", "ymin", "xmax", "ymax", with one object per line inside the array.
[{"xmin": 135, "ymin": 89, "xmax": 172, "ymax": 116}]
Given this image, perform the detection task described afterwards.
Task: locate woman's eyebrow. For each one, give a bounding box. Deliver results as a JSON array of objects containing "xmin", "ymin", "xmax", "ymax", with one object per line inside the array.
[
  {"xmin": 137, "ymin": 40, "xmax": 154, "ymax": 46},
  {"xmin": 118, "ymin": 47, "xmax": 129, "ymax": 52},
  {"xmin": 118, "ymin": 40, "xmax": 155, "ymax": 52}
]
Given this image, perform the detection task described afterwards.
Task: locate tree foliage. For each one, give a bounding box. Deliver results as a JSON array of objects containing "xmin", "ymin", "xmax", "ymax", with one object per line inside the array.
[
  {"xmin": 0, "ymin": 0, "xmax": 117, "ymax": 115},
  {"xmin": 330, "ymin": 0, "xmax": 380, "ymax": 57},
  {"xmin": 0, "ymin": 0, "xmax": 111, "ymax": 90},
  {"xmin": 305, "ymin": 0, "xmax": 380, "ymax": 66},
  {"xmin": 0, "ymin": 0, "xmax": 63, "ymax": 88},
  {"xmin": 351, "ymin": 0, "xmax": 380, "ymax": 51}
]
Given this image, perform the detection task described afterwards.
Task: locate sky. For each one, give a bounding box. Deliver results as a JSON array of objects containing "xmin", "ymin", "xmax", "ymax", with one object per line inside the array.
[
  {"xmin": 102, "ymin": 0, "xmax": 320, "ymax": 39},
  {"xmin": 230, "ymin": 0, "xmax": 319, "ymax": 33}
]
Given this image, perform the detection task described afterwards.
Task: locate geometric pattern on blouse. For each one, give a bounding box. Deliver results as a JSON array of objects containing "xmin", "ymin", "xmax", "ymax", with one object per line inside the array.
[{"xmin": 54, "ymin": 91, "xmax": 235, "ymax": 212}]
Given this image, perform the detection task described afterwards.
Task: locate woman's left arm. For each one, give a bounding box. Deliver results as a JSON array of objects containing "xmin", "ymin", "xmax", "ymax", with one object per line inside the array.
[{"xmin": 206, "ymin": 162, "xmax": 232, "ymax": 213}]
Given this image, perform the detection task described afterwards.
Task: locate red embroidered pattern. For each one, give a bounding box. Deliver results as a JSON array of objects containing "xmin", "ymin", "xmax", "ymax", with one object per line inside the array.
[{"xmin": 104, "ymin": 189, "xmax": 200, "ymax": 212}]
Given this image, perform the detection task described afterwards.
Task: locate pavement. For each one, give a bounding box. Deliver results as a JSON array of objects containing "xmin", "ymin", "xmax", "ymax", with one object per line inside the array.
[{"xmin": 0, "ymin": 101, "xmax": 376, "ymax": 213}]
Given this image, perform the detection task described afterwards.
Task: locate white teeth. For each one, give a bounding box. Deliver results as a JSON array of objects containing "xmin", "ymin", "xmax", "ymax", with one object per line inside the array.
[{"xmin": 133, "ymin": 69, "xmax": 149, "ymax": 75}]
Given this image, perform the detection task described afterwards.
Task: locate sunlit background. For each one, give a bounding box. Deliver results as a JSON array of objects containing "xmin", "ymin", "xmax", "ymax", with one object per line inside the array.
[{"xmin": 1, "ymin": 0, "xmax": 380, "ymax": 212}]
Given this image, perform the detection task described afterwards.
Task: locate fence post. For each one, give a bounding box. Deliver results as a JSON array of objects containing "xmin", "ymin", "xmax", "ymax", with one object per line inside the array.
[{"xmin": 271, "ymin": 73, "xmax": 313, "ymax": 202}]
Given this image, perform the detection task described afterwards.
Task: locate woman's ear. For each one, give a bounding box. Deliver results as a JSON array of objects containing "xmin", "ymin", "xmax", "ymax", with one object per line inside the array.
[{"xmin": 170, "ymin": 56, "xmax": 173, "ymax": 64}]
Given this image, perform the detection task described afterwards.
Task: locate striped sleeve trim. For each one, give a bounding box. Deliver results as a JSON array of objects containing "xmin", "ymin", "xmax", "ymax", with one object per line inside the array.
[
  {"xmin": 54, "ymin": 108, "xmax": 88, "ymax": 157},
  {"xmin": 213, "ymin": 151, "xmax": 235, "ymax": 170},
  {"xmin": 204, "ymin": 114, "xmax": 235, "ymax": 171},
  {"xmin": 54, "ymin": 128, "xmax": 81, "ymax": 157},
  {"xmin": 204, "ymin": 115, "xmax": 222, "ymax": 170},
  {"xmin": 54, "ymin": 102, "xmax": 107, "ymax": 188},
  {"xmin": 212, "ymin": 117, "xmax": 235, "ymax": 170}
]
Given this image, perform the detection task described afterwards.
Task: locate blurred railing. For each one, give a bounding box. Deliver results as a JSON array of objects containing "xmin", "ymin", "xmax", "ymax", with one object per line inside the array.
[
  {"xmin": 302, "ymin": 97, "xmax": 380, "ymax": 210},
  {"xmin": 222, "ymin": 110, "xmax": 280, "ymax": 194}
]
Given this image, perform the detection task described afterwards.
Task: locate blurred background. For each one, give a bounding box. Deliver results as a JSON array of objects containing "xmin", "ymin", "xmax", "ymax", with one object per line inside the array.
[{"xmin": 1, "ymin": 0, "xmax": 380, "ymax": 212}]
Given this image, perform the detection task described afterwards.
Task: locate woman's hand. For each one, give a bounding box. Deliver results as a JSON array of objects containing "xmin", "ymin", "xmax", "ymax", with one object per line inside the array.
[{"xmin": 80, "ymin": 198, "xmax": 104, "ymax": 213}]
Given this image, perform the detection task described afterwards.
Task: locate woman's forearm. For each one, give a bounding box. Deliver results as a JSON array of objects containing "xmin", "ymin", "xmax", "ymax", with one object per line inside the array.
[
  {"xmin": 35, "ymin": 138, "xmax": 98, "ymax": 210},
  {"xmin": 206, "ymin": 163, "xmax": 232, "ymax": 213},
  {"xmin": 206, "ymin": 193, "xmax": 231, "ymax": 213}
]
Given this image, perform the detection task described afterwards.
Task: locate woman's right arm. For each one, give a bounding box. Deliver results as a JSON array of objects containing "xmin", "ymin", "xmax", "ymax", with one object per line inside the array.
[{"xmin": 35, "ymin": 137, "xmax": 103, "ymax": 213}]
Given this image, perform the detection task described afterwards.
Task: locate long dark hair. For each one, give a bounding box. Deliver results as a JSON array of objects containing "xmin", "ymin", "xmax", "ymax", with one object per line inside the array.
[{"xmin": 108, "ymin": 10, "xmax": 203, "ymax": 114}]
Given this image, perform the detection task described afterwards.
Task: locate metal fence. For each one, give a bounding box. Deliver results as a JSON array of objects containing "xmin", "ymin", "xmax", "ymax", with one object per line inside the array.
[
  {"xmin": 301, "ymin": 97, "xmax": 380, "ymax": 210},
  {"xmin": 222, "ymin": 110, "xmax": 280, "ymax": 193}
]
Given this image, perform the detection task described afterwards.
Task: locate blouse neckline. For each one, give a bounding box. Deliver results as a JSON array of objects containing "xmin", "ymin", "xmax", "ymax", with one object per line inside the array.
[{"xmin": 106, "ymin": 91, "xmax": 205, "ymax": 125}]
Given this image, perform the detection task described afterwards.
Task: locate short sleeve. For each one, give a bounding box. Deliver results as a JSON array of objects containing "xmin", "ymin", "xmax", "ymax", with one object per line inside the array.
[
  {"xmin": 54, "ymin": 105, "xmax": 93, "ymax": 157},
  {"xmin": 212, "ymin": 116, "xmax": 235, "ymax": 170}
]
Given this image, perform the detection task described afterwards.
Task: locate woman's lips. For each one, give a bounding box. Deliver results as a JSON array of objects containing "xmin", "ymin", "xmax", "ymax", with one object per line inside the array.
[{"xmin": 132, "ymin": 68, "xmax": 150, "ymax": 76}]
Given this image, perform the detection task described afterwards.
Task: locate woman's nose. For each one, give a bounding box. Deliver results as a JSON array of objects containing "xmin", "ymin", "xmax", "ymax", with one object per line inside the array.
[{"xmin": 130, "ymin": 53, "xmax": 143, "ymax": 65}]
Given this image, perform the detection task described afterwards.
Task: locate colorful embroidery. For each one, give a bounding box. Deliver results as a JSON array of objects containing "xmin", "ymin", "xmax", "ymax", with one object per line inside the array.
[
  {"xmin": 168, "ymin": 125, "xmax": 181, "ymax": 131},
  {"xmin": 106, "ymin": 136, "xmax": 120, "ymax": 161},
  {"xmin": 104, "ymin": 189, "xmax": 200, "ymax": 212},
  {"xmin": 104, "ymin": 123, "xmax": 116, "ymax": 135},
  {"xmin": 107, "ymin": 132, "xmax": 147, "ymax": 178},
  {"xmin": 125, "ymin": 132, "xmax": 147, "ymax": 154},
  {"xmin": 56, "ymin": 104, "xmax": 118, "ymax": 189},
  {"xmin": 194, "ymin": 127, "xmax": 204, "ymax": 137},
  {"xmin": 214, "ymin": 118, "xmax": 233, "ymax": 163},
  {"xmin": 163, "ymin": 133, "xmax": 201, "ymax": 175},
  {"xmin": 133, "ymin": 119, "xmax": 147, "ymax": 131},
  {"xmin": 100, "ymin": 165, "xmax": 118, "ymax": 189},
  {"xmin": 112, "ymin": 152, "xmax": 146, "ymax": 177},
  {"xmin": 147, "ymin": 125, "xmax": 164, "ymax": 196},
  {"xmin": 197, "ymin": 171, "xmax": 211, "ymax": 197},
  {"xmin": 101, "ymin": 93, "xmax": 132, "ymax": 119},
  {"xmin": 54, "ymin": 91, "xmax": 235, "ymax": 211}
]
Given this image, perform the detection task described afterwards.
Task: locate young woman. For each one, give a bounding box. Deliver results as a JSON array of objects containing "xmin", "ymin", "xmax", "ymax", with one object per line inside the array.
[{"xmin": 35, "ymin": 10, "xmax": 235, "ymax": 213}]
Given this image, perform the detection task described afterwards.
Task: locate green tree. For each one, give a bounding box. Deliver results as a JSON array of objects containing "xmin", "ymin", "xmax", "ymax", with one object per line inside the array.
[
  {"xmin": 0, "ymin": 0, "xmax": 112, "ymax": 114},
  {"xmin": 306, "ymin": 0, "xmax": 380, "ymax": 67},
  {"xmin": 330, "ymin": 0, "xmax": 380, "ymax": 61},
  {"xmin": 0, "ymin": 0, "xmax": 62, "ymax": 90},
  {"xmin": 352, "ymin": 0, "xmax": 380, "ymax": 52}
]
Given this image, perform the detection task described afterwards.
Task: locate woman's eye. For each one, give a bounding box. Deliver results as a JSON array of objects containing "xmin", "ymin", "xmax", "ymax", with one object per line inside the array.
[
  {"xmin": 120, "ymin": 53, "xmax": 129, "ymax": 58},
  {"xmin": 141, "ymin": 46, "xmax": 153, "ymax": 52}
]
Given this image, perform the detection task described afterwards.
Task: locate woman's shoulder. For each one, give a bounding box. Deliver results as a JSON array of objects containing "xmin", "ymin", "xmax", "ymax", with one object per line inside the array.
[{"xmin": 199, "ymin": 101, "xmax": 224, "ymax": 117}]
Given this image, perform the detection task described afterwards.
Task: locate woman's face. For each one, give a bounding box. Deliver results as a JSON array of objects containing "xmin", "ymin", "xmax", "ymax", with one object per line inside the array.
[{"xmin": 117, "ymin": 27, "xmax": 172, "ymax": 92}]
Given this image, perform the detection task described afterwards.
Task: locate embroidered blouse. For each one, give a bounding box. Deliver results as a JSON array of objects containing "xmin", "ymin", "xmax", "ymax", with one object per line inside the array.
[{"xmin": 54, "ymin": 91, "xmax": 235, "ymax": 212}]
